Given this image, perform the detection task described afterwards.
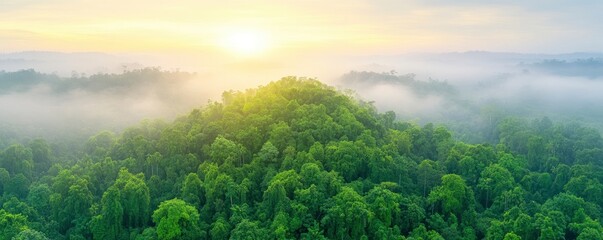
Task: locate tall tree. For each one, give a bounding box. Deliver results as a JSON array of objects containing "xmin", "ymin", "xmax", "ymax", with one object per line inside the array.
[
  {"xmin": 0, "ymin": 209, "xmax": 29, "ymax": 240},
  {"xmin": 1, "ymin": 144, "xmax": 33, "ymax": 177},
  {"xmin": 28, "ymin": 139, "xmax": 52, "ymax": 175},
  {"xmin": 418, "ymin": 160, "xmax": 443, "ymax": 198},
  {"xmin": 322, "ymin": 187, "xmax": 372, "ymax": 239},
  {"xmin": 181, "ymin": 173, "xmax": 204, "ymax": 208},
  {"xmin": 428, "ymin": 174, "xmax": 471, "ymax": 216},
  {"xmin": 114, "ymin": 168, "xmax": 150, "ymax": 228},
  {"xmin": 92, "ymin": 186, "xmax": 123, "ymax": 240},
  {"xmin": 152, "ymin": 198, "xmax": 203, "ymax": 240},
  {"xmin": 477, "ymin": 164, "xmax": 515, "ymax": 207}
]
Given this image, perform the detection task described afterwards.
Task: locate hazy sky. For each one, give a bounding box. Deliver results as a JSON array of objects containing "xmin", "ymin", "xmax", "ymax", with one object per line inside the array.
[{"xmin": 2, "ymin": 0, "xmax": 603, "ymax": 58}]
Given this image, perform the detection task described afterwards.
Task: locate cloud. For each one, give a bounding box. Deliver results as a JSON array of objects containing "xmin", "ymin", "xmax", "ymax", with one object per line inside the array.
[{"xmin": 3, "ymin": 0, "xmax": 603, "ymax": 55}]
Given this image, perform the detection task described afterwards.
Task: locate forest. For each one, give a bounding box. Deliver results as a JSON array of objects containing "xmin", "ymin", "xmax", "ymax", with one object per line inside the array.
[{"xmin": 1, "ymin": 77, "xmax": 603, "ymax": 239}]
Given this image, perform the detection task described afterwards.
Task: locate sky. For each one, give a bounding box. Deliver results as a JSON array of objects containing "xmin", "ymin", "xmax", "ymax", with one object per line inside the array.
[{"xmin": 2, "ymin": 0, "xmax": 603, "ymax": 59}]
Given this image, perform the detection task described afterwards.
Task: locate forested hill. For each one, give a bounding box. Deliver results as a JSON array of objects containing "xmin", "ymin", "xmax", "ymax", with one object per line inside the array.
[{"xmin": 2, "ymin": 77, "xmax": 603, "ymax": 239}]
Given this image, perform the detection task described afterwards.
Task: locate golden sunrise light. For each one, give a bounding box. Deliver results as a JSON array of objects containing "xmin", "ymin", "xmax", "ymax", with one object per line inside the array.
[
  {"xmin": 220, "ymin": 29, "xmax": 270, "ymax": 57},
  {"xmin": 2, "ymin": 0, "xmax": 601, "ymax": 59}
]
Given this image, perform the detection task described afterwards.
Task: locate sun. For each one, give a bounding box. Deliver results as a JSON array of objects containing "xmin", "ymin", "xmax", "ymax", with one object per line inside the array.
[{"xmin": 220, "ymin": 29, "xmax": 269, "ymax": 57}]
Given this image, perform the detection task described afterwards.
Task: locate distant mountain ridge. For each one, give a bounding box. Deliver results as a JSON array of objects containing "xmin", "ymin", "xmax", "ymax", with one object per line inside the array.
[
  {"xmin": 0, "ymin": 51, "xmax": 139, "ymax": 76},
  {"xmin": 4, "ymin": 50, "xmax": 603, "ymax": 77}
]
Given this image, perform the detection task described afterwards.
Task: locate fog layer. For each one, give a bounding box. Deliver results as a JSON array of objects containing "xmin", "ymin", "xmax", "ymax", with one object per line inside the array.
[
  {"xmin": 2, "ymin": 51, "xmax": 603, "ymax": 145},
  {"xmin": 336, "ymin": 52, "xmax": 603, "ymax": 142}
]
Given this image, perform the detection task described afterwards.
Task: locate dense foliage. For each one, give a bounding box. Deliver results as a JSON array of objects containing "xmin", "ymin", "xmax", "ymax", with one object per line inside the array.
[{"xmin": 1, "ymin": 77, "xmax": 603, "ymax": 239}]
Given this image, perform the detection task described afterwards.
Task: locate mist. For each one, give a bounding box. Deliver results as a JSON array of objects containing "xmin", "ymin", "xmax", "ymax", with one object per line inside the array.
[
  {"xmin": 0, "ymin": 68, "xmax": 211, "ymax": 147},
  {"xmin": 334, "ymin": 52, "xmax": 603, "ymax": 142},
  {"xmin": 0, "ymin": 51, "xmax": 347, "ymax": 147},
  {"xmin": 2, "ymin": 51, "xmax": 603, "ymax": 146}
]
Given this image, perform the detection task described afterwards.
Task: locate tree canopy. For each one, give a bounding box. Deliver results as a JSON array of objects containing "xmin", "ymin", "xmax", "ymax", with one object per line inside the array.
[{"xmin": 1, "ymin": 77, "xmax": 603, "ymax": 239}]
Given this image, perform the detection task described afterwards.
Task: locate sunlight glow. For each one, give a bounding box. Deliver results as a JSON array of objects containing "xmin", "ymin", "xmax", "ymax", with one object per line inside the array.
[{"xmin": 220, "ymin": 29, "xmax": 270, "ymax": 57}]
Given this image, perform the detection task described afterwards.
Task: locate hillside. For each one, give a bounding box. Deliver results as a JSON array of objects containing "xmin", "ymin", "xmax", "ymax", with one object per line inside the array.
[{"xmin": 1, "ymin": 77, "xmax": 603, "ymax": 239}]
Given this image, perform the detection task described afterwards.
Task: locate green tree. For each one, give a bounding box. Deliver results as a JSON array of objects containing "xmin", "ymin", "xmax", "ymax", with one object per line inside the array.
[
  {"xmin": 497, "ymin": 153, "xmax": 528, "ymax": 182},
  {"xmin": 12, "ymin": 229, "xmax": 50, "ymax": 240},
  {"xmin": 209, "ymin": 136, "xmax": 243, "ymax": 166},
  {"xmin": 230, "ymin": 219, "xmax": 267, "ymax": 240},
  {"xmin": 577, "ymin": 228, "xmax": 603, "ymax": 240},
  {"xmin": 301, "ymin": 221, "xmax": 328, "ymax": 240},
  {"xmin": 400, "ymin": 196, "xmax": 426, "ymax": 233},
  {"xmin": 152, "ymin": 198, "xmax": 203, "ymax": 240},
  {"xmin": 428, "ymin": 174, "xmax": 471, "ymax": 216},
  {"xmin": 564, "ymin": 176, "xmax": 603, "ymax": 204},
  {"xmin": 205, "ymin": 172, "xmax": 237, "ymax": 217},
  {"xmin": 324, "ymin": 140, "xmax": 368, "ymax": 182},
  {"xmin": 294, "ymin": 184, "xmax": 325, "ymax": 222},
  {"xmin": 385, "ymin": 129, "xmax": 412, "ymax": 157},
  {"xmin": 365, "ymin": 186, "xmax": 402, "ymax": 229},
  {"xmin": 92, "ymin": 186, "xmax": 124, "ymax": 240},
  {"xmin": 61, "ymin": 178, "xmax": 93, "ymax": 233},
  {"xmin": 535, "ymin": 211, "xmax": 566, "ymax": 240},
  {"xmin": 181, "ymin": 173, "xmax": 204, "ymax": 208},
  {"xmin": 6, "ymin": 173, "xmax": 30, "ymax": 198},
  {"xmin": 268, "ymin": 121, "xmax": 296, "ymax": 152},
  {"xmin": 270, "ymin": 211, "xmax": 291, "ymax": 239},
  {"xmin": 210, "ymin": 217, "xmax": 231, "ymax": 240},
  {"xmin": 569, "ymin": 208, "xmax": 603, "ymax": 238},
  {"xmin": 322, "ymin": 187, "xmax": 372, "ymax": 239},
  {"xmin": 27, "ymin": 184, "xmax": 52, "ymax": 217},
  {"xmin": 527, "ymin": 136, "xmax": 548, "ymax": 171},
  {"xmin": 503, "ymin": 232, "xmax": 521, "ymax": 240},
  {"xmin": 262, "ymin": 181, "xmax": 289, "ymax": 220},
  {"xmin": 146, "ymin": 152, "xmax": 162, "ymax": 177},
  {"xmin": 114, "ymin": 168, "xmax": 151, "ymax": 228},
  {"xmin": 2, "ymin": 197, "xmax": 38, "ymax": 225},
  {"xmin": 478, "ymin": 164, "xmax": 515, "ymax": 207},
  {"xmin": 409, "ymin": 224, "xmax": 445, "ymax": 240},
  {"xmin": 158, "ymin": 127, "xmax": 188, "ymax": 156},
  {"xmin": 0, "ymin": 209, "xmax": 29, "ymax": 240},
  {"xmin": 418, "ymin": 159, "xmax": 443, "ymax": 198},
  {"xmin": 0, "ymin": 144, "xmax": 33, "ymax": 177},
  {"xmin": 257, "ymin": 141, "xmax": 279, "ymax": 167},
  {"xmin": 85, "ymin": 131, "xmax": 116, "ymax": 159},
  {"xmin": 29, "ymin": 139, "xmax": 52, "ymax": 175},
  {"xmin": 0, "ymin": 167, "xmax": 8, "ymax": 194},
  {"xmin": 513, "ymin": 213, "xmax": 534, "ymax": 240}
]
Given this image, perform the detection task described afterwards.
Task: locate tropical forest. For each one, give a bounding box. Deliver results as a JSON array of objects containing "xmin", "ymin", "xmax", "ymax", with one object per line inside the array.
[{"xmin": 1, "ymin": 75, "xmax": 603, "ymax": 240}]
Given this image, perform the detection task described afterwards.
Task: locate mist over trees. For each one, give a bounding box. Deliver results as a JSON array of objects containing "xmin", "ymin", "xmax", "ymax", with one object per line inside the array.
[
  {"xmin": 338, "ymin": 53, "xmax": 603, "ymax": 144},
  {"xmin": 0, "ymin": 68, "xmax": 210, "ymax": 152},
  {"xmin": 523, "ymin": 58, "xmax": 603, "ymax": 78},
  {"xmin": 0, "ymin": 77, "xmax": 602, "ymax": 239}
]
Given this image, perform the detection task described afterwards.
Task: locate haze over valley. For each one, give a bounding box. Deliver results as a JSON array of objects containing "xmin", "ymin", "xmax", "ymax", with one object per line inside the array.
[{"xmin": 2, "ymin": 51, "xmax": 603, "ymax": 145}]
